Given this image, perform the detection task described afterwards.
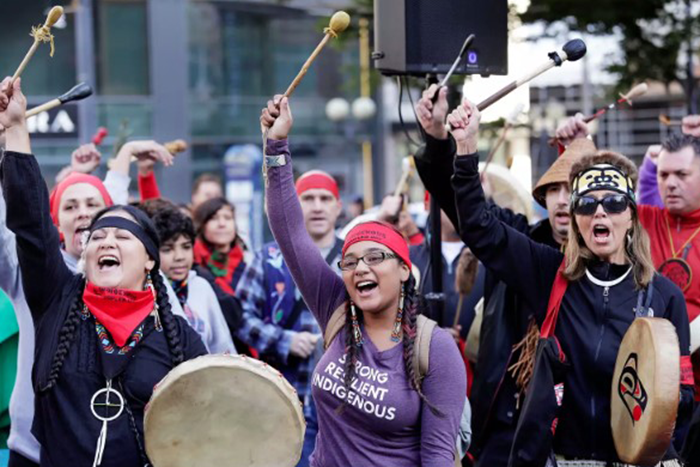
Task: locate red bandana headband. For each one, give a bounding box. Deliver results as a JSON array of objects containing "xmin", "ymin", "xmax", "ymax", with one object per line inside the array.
[
  {"xmin": 342, "ymin": 221, "xmax": 412, "ymax": 269},
  {"xmin": 295, "ymin": 170, "xmax": 340, "ymax": 199},
  {"xmin": 49, "ymin": 173, "xmax": 114, "ymax": 226}
]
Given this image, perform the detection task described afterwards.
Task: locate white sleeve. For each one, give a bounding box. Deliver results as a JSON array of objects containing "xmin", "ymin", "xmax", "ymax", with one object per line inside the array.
[
  {"xmin": 103, "ymin": 170, "xmax": 131, "ymax": 206},
  {"xmin": 162, "ymin": 271, "xmax": 187, "ymax": 319},
  {"xmin": 0, "ymin": 184, "xmax": 22, "ymax": 296},
  {"xmin": 202, "ymin": 279, "xmax": 237, "ymax": 355}
]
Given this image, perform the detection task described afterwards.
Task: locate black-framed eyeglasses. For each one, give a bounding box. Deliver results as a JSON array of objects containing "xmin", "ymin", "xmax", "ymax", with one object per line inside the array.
[
  {"xmin": 573, "ymin": 194, "xmax": 631, "ymax": 216},
  {"xmin": 338, "ymin": 251, "xmax": 398, "ymax": 271}
]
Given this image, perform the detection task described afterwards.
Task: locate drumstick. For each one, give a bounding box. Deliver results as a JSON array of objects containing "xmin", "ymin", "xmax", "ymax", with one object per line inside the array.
[
  {"xmin": 431, "ymin": 34, "xmax": 475, "ymax": 103},
  {"xmin": 25, "ymin": 82, "xmax": 93, "ymax": 118},
  {"xmin": 446, "ymin": 39, "xmax": 587, "ymax": 131},
  {"xmin": 11, "ymin": 6, "xmax": 64, "ymax": 86},
  {"xmin": 109, "ymin": 139, "xmax": 189, "ymax": 168},
  {"xmin": 163, "ymin": 139, "xmax": 188, "ymax": 155},
  {"xmin": 480, "ymin": 103, "xmax": 525, "ymax": 181},
  {"xmin": 548, "ymin": 82, "xmax": 648, "ymax": 146},
  {"xmin": 283, "ymin": 11, "xmax": 350, "ymax": 98},
  {"xmin": 581, "ymin": 82, "xmax": 648, "ymax": 123},
  {"xmin": 393, "ymin": 156, "xmax": 416, "ymax": 197},
  {"xmin": 659, "ymin": 114, "xmax": 682, "ymax": 127}
]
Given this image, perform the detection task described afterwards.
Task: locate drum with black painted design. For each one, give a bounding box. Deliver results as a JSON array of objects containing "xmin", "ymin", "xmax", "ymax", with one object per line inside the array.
[{"xmin": 611, "ymin": 318, "xmax": 680, "ymax": 465}]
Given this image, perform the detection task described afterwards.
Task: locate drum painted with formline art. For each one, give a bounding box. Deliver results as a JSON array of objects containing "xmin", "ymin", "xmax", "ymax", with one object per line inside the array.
[
  {"xmin": 145, "ymin": 354, "xmax": 305, "ymax": 467},
  {"xmin": 611, "ymin": 318, "xmax": 680, "ymax": 465}
]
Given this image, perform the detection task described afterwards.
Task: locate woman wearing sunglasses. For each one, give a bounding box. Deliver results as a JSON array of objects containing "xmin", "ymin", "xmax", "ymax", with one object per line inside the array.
[
  {"xmin": 259, "ymin": 96, "xmax": 466, "ymax": 467},
  {"xmin": 446, "ymin": 100, "xmax": 692, "ymax": 465}
]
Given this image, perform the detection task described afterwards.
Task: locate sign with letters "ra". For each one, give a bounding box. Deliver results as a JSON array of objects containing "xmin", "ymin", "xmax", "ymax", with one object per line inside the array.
[{"xmin": 26, "ymin": 104, "xmax": 78, "ymax": 139}]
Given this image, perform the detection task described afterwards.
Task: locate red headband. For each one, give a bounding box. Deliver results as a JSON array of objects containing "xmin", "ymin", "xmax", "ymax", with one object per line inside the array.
[
  {"xmin": 295, "ymin": 171, "xmax": 339, "ymax": 199},
  {"xmin": 50, "ymin": 173, "xmax": 114, "ymax": 226},
  {"xmin": 342, "ymin": 221, "xmax": 412, "ymax": 269}
]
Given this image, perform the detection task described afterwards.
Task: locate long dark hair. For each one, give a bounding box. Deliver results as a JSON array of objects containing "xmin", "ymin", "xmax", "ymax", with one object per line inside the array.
[
  {"xmin": 340, "ymin": 273, "xmax": 442, "ymax": 416},
  {"xmin": 40, "ymin": 205, "xmax": 184, "ymax": 392},
  {"xmin": 192, "ymin": 197, "xmax": 246, "ymax": 251}
]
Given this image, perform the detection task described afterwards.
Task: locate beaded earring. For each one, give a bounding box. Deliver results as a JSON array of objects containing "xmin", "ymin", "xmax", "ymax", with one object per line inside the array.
[
  {"xmin": 146, "ymin": 272, "xmax": 162, "ymax": 332},
  {"xmin": 391, "ymin": 285, "xmax": 405, "ymax": 342},
  {"xmin": 350, "ymin": 302, "xmax": 363, "ymax": 348}
]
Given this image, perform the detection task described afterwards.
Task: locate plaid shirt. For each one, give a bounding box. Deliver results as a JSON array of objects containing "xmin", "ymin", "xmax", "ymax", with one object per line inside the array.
[{"xmin": 235, "ymin": 239, "xmax": 342, "ymax": 420}]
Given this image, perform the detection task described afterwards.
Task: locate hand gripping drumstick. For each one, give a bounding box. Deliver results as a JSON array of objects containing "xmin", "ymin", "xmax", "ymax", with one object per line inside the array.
[
  {"xmin": 548, "ymin": 82, "xmax": 648, "ymax": 146},
  {"xmin": 393, "ymin": 156, "xmax": 416, "ymax": 198},
  {"xmin": 11, "ymin": 6, "xmax": 64, "ymax": 87},
  {"xmin": 109, "ymin": 139, "xmax": 189, "ymax": 168},
  {"xmin": 445, "ymin": 39, "xmax": 587, "ymax": 131},
  {"xmin": 283, "ymin": 11, "xmax": 351, "ymax": 98},
  {"xmin": 25, "ymin": 82, "xmax": 93, "ymax": 118}
]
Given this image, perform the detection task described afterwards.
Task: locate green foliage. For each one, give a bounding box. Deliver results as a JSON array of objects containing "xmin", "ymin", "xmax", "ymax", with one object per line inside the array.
[{"xmin": 521, "ymin": 0, "xmax": 699, "ymax": 96}]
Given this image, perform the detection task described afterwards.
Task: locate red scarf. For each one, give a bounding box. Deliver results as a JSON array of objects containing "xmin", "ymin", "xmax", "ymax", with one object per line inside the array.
[
  {"xmin": 194, "ymin": 240, "xmax": 244, "ymax": 295},
  {"xmin": 83, "ymin": 282, "xmax": 155, "ymax": 347}
]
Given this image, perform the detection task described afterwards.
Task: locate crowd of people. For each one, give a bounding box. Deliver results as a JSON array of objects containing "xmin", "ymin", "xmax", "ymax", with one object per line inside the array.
[{"xmin": 0, "ymin": 64, "xmax": 700, "ymax": 467}]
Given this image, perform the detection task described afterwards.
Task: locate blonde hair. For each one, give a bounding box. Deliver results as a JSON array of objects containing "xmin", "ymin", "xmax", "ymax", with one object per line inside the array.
[{"xmin": 564, "ymin": 150, "xmax": 655, "ymax": 288}]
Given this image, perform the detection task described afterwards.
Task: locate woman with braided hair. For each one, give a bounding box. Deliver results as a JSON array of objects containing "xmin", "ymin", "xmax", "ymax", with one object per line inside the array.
[
  {"xmin": 260, "ymin": 95, "xmax": 466, "ymax": 467},
  {"xmin": 0, "ymin": 78, "xmax": 207, "ymax": 467}
]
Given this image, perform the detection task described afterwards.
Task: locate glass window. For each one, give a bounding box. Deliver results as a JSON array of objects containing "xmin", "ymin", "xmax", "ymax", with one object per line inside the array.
[{"xmin": 95, "ymin": 0, "xmax": 150, "ymax": 95}]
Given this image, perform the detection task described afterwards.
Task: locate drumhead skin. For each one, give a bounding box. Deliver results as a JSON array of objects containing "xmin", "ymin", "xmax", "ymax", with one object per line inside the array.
[
  {"xmin": 611, "ymin": 318, "xmax": 680, "ymax": 465},
  {"xmin": 145, "ymin": 354, "xmax": 306, "ymax": 467}
]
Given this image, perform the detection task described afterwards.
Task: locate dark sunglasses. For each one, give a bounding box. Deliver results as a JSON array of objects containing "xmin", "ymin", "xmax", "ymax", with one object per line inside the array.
[{"xmin": 573, "ymin": 194, "xmax": 630, "ymax": 216}]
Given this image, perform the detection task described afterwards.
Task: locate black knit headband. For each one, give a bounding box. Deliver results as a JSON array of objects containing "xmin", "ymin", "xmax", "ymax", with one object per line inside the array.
[{"xmin": 90, "ymin": 216, "xmax": 160, "ymax": 265}]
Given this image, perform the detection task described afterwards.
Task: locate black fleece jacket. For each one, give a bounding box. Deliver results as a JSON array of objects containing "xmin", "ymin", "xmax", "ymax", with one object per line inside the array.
[
  {"xmin": 452, "ymin": 152, "xmax": 693, "ymax": 461},
  {"xmin": 1, "ymin": 151, "xmax": 207, "ymax": 467}
]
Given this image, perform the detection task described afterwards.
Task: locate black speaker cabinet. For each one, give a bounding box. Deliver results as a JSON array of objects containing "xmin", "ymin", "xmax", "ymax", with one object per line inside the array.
[{"xmin": 373, "ymin": 0, "xmax": 508, "ymax": 77}]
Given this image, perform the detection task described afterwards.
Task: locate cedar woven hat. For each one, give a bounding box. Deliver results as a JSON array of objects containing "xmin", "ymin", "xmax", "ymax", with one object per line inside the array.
[{"xmin": 532, "ymin": 138, "xmax": 597, "ymax": 208}]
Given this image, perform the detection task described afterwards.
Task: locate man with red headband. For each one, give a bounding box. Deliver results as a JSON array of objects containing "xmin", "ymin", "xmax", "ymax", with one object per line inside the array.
[{"xmin": 234, "ymin": 169, "xmax": 343, "ymax": 467}]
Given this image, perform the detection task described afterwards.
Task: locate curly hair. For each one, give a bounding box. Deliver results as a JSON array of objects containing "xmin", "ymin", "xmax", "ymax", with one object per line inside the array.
[
  {"xmin": 149, "ymin": 204, "xmax": 196, "ymax": 245},
  {"xmin": 565, "ymin": 150, "xmax": 655, "ymax": 288}
]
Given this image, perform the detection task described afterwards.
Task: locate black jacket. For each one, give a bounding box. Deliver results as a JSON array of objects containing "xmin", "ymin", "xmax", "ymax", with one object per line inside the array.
[
  {"xmin": 409, "ymin": 241, "xmax": 485, "ymax": 336},
  {"xmin": 415, "ymin": 135, "xmax": 551, "ymax": 455},
  {"xmin": 452, "ymin": 153, "xmax": 693, "ymax": 461},
  {"xmin": 1, "ymin": 152, "xmax": 207, "ymax": 467}
]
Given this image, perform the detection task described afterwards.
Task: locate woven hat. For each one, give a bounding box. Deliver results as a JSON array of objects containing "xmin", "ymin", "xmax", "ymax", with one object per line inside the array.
[{"xmin": 532, "ymin": 138, "xmax": 597, "ymax": 208}]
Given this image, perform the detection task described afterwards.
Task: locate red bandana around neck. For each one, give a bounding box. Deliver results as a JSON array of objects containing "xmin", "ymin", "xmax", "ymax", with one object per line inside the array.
[{"xmin": 83, "ymin": 282, "xmax": 155, "ymax": 347}]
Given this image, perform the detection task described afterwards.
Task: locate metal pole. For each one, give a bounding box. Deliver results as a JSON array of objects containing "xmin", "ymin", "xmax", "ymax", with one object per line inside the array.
[
  {"xmin": 359, "ymin": 17, "xmax": 374, "ymax": 210},
  {"xmin": 424, "ymin": 74, "xmax": 445, "ymax": 326}
]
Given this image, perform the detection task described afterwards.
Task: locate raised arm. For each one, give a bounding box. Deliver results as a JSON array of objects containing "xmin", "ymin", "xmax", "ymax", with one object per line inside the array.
[
  {"xmin": 414, "ymin": 85, "xmax": 530, "ymax": 234},
  {"xmin": 637, "ymin": 145, "xmax": 664, "ymax": 207},
  {"xmin": 261, "ymin": 96, "xmax": 346, "ymax": 331},
  {"xmin": 0, "ymin": 77, "xmax": 73, "ymax": 319},
  {"xmin": 447, "ymin": 99, "xmax": 562, "ymax": 313}
]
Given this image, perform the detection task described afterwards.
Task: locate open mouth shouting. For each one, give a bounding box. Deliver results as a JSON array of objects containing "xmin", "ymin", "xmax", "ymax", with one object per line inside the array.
[
  {"xmin": 72, "ymin": 224, "xmax": 91, "ymax": 251},
  {"xmin": 355, "ymin": 280, "xmax": 378, "ymax": 298},
  {"xmin": 592, "ymin": 224, "xmax": 611, "ymax": 244},
  {"xmin": 97, "ymin": 254, "xmax": 121, "ymax": 272}
]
